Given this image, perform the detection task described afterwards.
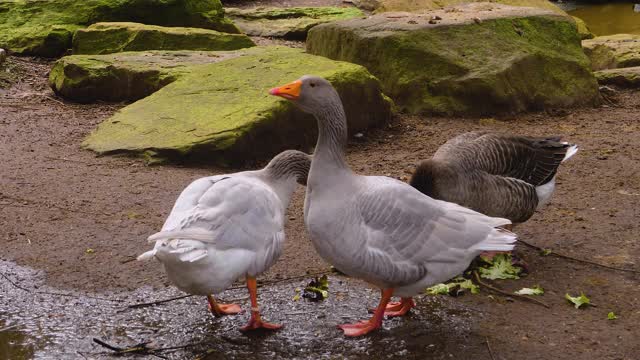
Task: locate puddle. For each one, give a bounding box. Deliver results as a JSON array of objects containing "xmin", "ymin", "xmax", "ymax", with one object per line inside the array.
[
  {"xmin": 1, "ymin": 261, "xmax": 484, "ymax": 359},
  {"xmin": 565, "ymin": 2, "xmax": 640, "ymax": 36}
]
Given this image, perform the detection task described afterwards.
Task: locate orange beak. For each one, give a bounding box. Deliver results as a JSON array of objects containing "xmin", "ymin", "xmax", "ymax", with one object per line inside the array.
[{"xmin": 269, "ymin": 80, "xmax": 302, "ymax": 100}]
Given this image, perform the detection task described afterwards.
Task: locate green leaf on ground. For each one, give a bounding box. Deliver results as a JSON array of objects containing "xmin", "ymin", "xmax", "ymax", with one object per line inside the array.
[
  {"xmin": 540, "ymin": 249, "xmax": 552, "ymax": 256},
  {"xmin": 607, "ymin": 312, "xmax": 618, "ymax": 320},
  {"xmin": 478, "ymin": 254, "xmax": 521, "ymax": 280},
  {"xmin": 425, "ymin": 283, "xmax": 452, "ymax": 295},
  {"xmin": 515, "ymin": 285, "xmax": 544, "ymax": 296},
  {"xmin": 425, "ymin": 277, "xmax": 480, "ymax": 296},
  {"xmin": 458, "ymin": 279, "xmax": 480, "ymax": 294},
  {"xmin": 302, "ymin": 275, "xmax": 329, "ymax": 301},
  {"xmin": 565, "ymin": 293, "xmax": 591, "ymax": 309}
]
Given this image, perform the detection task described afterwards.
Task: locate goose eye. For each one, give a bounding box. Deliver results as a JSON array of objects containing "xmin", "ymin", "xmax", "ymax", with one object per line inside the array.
[{"xmin": 310, "ymin": 82, "xmax": 316, "ymax": 88}]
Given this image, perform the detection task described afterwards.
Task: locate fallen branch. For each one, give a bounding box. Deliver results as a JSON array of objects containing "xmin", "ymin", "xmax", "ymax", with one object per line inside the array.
[
  {"xmin": 1, "ymin": 271, "xmax": 125, "ymax": 303},
  {"xmin": 127, "ymin": 294, "xmax": 193, "ymax": 309},
  {"xmin": 473, "ymin": 271, "xmax": 550, "ymax": 308},
  {"xmin": 485, "ymin": 337, "xmax": 496, "ymax": 360},
  {"xmin": 129, "ymin": 270, "xmax": 333, "ymax": 309},
  {"xmin": 93, "ymin": 337, "xmax": 208, "ymax": 358},
  {"xmin": 517, "ymin": 239, "xmax": 640, "ymax": 275}
]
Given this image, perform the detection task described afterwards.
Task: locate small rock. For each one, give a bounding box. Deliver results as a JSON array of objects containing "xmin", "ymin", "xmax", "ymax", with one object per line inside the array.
[
  {"xmin": 354, "ymin": 132, "xmax": 364, "ymax": 138},
  {"xmin": 431, "ymin": 16, "xmax": 442, "ymax": 20},
  {"xmin": 428, "ymin": 19, "xmax": 437, "ymax": 24},
  {"xmin": 0, "ymin": 48, "xmax": 6, "ymax": 65},
  {"xmin": 473, "ymin": 17, "xmax": 482, "ymax": 24}
]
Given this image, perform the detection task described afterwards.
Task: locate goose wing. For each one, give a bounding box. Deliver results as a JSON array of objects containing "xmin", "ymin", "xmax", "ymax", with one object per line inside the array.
[
  {"xmin": 354, "ymin": 177, "xmax": 513, "ymax": 286},
  {"xmin": 156, "ymin": 174, "xmax": 284, "ymax": 252},
  {"xmin": 434, "ymin": 132, "xmax": 576, "ymax": 186}
]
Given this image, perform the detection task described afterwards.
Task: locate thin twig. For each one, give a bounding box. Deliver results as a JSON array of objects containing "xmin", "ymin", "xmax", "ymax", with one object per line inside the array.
[
  {"xmin": 518, "ymin": 239, "xmax": 640, "ymax": 274},
  {"xmin": 1, "ymin": 271, "xmax": 124, "ymax": 302},
  {"xmin": 129, "ymin": 270, "xmax": 334, "ymax": 309},
  {"xmin": 228, "ymin": 270, "xmax": 333, "ymax": 290},
  {"xmin": 473, "ymin": 271, "xmax": 550, "ymax": 308},
  {"xmin": 45, "ymin": 95, "xmax": 66, "ymax": 106},
  {"xmin": 127, "ymin": 294, "xmax": 193, "ymax": 309},
  {"xmin": 0, "ymin": 324, "xmax": 22, "ymax": 332},
  {"xmin": 485, "ymin": 337, "xmax": 496, "ymax": 360}
]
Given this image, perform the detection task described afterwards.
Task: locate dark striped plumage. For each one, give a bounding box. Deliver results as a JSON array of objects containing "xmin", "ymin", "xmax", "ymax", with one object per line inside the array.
[{"xmin": 409, "ymin": 131, "xmax": 578, "ymax": 223}]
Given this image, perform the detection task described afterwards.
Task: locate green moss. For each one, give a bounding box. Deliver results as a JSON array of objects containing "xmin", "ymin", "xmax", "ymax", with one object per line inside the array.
[
  {"xmin": 73, "ymin": 22, "xmax": 254, "ymax": 55},
  {"xmin": 572, "ymin": 16, "xmax": 595, "ymax": 40},
  {"xmin": 225, "ymin": 7, "xmax": 363, "ymax": 39},
  {"xmin": 81, "ymin": 46, "xmax": 393, "ymax": 165},
  {"xmin": 583, "ymin": 34, "xmax": 640, "ymax": 71},
  {"xmin": 49, "ymin": 50, "xmax": 244, "ymax": 102},
  {"xmin": 307, "ymin": 4, "xmax": 599, "ymax": 116},
  {"xmin": 0, "ymin": 0, "xmax": 239, "ymax": 57}
]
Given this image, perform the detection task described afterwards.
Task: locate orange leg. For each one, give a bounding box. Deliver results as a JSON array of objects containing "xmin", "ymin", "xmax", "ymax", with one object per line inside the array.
[
  {"xmin": 207, "ymin": 295, "xmax": 241, "ymax": 317},
  {"xmin": 339, "ymin": 288, "xmax": 394, "ymax": 337},
  {"xmin": 369, "ymin": 294, "xmax": 415, "ymax": 317},
  {"xmin": 240, "ymin": 276, "xmax": 282, "ymax": 332}
]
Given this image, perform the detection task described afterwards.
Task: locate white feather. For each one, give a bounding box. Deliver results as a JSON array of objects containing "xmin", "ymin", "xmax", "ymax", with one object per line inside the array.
[{"xmin": 562, "ymin": 144, "xmax": 578, "ymax": 162}]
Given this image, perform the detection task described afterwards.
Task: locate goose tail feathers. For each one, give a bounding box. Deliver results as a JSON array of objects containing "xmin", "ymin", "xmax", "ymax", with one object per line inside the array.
[
  {"xmin": 137, "ymin": 249, "xmax": 157, "ymax": 261},
  {"xmin": 147, "ymin": 228, "xmax": 216, "ymax": 243},
  {"xmin": 472, "ymin": 227, "xmax": 517, "ymax": 253},
  {"xmin": 562, "ymin": 144, "xmax": 579, "ymax": 162}
]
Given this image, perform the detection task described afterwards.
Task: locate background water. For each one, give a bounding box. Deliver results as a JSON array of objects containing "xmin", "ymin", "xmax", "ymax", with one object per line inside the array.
[{"xmin": 562, "ymin": 1, "xmax": 640, "ymax": 35}]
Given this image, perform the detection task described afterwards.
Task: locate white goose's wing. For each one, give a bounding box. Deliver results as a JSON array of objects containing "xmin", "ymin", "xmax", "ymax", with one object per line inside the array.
[
  {"xmin": 153, "ymin": 174, "xmax": 284, "ymax": 253},
  {"xmin": 354, "ymin": 176, "xmax": 513, "ymax": 286}
]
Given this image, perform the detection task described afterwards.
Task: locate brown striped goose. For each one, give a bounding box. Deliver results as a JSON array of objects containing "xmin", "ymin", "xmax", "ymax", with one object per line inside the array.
[
  {"xmin": 270, "ymin": 76, "xmax": 516, "ymax": 337},
  {"xmin": 137, "ymin": 150, "xmax": 311, "ymax": 332},
  {"xmin": 409, "ymin": 131, "xmax": 578, "ymax": 226}
]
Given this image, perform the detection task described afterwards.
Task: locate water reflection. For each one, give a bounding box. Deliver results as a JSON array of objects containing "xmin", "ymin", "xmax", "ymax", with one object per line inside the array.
[
  {"xmin": 0, "ymin": 260, "xmax": 482, "ymax": 359},
  {"xmin": 568, "ymin": 2, "xmax": 640, "ymax": 36}
]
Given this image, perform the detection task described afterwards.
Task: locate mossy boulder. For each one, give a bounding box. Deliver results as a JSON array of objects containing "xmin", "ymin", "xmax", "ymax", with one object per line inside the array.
[
  {"xmin": 49, "ymin": 50, "xmax": 246, "ymax": 102},
  {"xmin": 0, "ymin": 0, "xmax": 239, "ymax": 58},
  {"xmin": 307, "ymin": 3, "xmax": 600, "ymax": 116},
  {"xmin": 595, "ymin": 67, "xmax": 640, "ymax": 89},
  {"xmin": 82, "ymin": 46, "xmax": 393, "ymax": 165},
  {"xmin": 369, "ymin": 0, "xmax": 565, "ymax": 13},
  {"xmin": 583, "ymin": 34, "xmax": 640, "ymax": 71},
  {"xmin": 225, "ymin": 7, "xmax": 364, "ymax": 40},
  {"xmin": 72, "ymin": 22, "xmax": 254, "ymax": 55},
  {"xmin": 572, "ymin": 16, "xmax": 595, "ymax": 40}
]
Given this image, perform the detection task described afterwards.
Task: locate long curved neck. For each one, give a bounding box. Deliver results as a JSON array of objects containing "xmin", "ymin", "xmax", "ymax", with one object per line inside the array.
[{"xmin": 313, "ymin": 96, "xmax": 349, "ymax": 171}]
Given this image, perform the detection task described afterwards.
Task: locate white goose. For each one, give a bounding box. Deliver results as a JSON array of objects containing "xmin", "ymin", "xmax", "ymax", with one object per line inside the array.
[
  {"xmin": 138, "ymin": 150, "xmax": 311, "ymax": 331},
  {"xmin": 270, "ymin": 76, "xmax": 516, "ymax": 337}
]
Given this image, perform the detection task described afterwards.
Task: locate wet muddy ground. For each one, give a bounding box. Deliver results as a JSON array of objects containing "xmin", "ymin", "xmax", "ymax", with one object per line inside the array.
[{"xmin": 1, "ymin": 45, "xmax": 640, "ymax": 359}]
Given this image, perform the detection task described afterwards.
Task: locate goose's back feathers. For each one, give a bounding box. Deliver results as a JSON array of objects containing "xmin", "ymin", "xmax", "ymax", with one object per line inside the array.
[
  {"xmin": 412, "ymin": 131, "xmax": 578, "ymax": 223},
  {"xmin": 142, "ymin": 173, "xmax": 286, "ymax": 294},
  {"xmin": 434, "ymin": 131, "xmax": 576, "ymax": 186}
]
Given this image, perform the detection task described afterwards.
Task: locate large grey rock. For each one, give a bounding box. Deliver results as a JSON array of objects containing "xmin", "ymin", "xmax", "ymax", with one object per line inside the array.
[
  {"xmin": 225, "ymin": 7, "xmax": 364, "ymax": 39},
  {"xmin": 595, "ymin": 67, "xmax": 640, "ymax": 88},
  {"xmin": 72, "ymin": 22, "xmax": 255, "ymax": 55},
  {"xmin": 81, "ymin": 46, "xmax": 393, "ymax": 165},
  {"xmin": 307, "ymin": 3, "xmax": 599, "ymax": 116},
  {"xmin": 583, "ymin": 34, "xmax": 640, "ymax": 71},
  {"xmin": 49, "ymin": 51, "xmax": 245, "ymax": 103},
  {"xmin": 0, "ymin": 0, "xmax": 239, "ymax": 57}
]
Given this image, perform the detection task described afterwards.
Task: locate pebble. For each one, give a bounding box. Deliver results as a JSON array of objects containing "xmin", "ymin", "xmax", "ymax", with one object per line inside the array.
[{"xmin": 0, "ymin": 48, "xmax": 6, "ymax": 65}]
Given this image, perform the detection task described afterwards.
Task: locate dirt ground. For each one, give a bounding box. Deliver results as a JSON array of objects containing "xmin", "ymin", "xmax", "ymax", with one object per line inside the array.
[{"xmin": 2, "ymin": 12, "xmax": 640, "ymax": 360}]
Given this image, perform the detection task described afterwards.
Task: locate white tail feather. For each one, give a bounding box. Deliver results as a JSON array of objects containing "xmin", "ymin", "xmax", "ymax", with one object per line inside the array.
[
  {"xmin": 147, "ymin": 229, "xmax": 216, "ymax": 243},
  {"xmin": 472, "ymin": 228, "xmax": 517, "ymax": 252},
  {"xmin": 562, "ymin": 144, "xmax": 578, "ymax": 162},
  {"xmin": 137, "ymin": 249, "xmax": 157, "ymax": 261}
]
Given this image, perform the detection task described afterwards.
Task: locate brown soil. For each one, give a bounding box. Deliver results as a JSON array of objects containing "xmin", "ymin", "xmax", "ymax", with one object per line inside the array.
[{"xmin": 2, "ymin": 19, "xmax": 640, "ymax": 360}]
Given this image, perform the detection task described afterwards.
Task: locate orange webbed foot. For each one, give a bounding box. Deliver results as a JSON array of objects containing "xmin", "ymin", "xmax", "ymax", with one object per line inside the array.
[
  {"xmin": 338, "ymin": 320, "xmax": 381, "ymax": 337},
  {"xmin": 368, "ymin": 298, "xmax": 415, "ymax": 317},
  {"xmin": 240, "ymin": 317, "xmax": 282, "ymax": 332}
]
